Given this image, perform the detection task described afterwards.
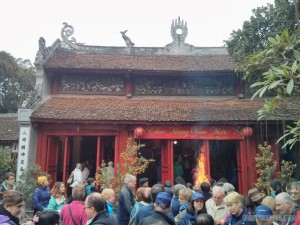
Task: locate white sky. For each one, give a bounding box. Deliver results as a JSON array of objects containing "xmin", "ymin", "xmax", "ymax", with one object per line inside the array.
[{"xmin": 0, "ymin": 0, "xmax": 274, "ymax": 63}]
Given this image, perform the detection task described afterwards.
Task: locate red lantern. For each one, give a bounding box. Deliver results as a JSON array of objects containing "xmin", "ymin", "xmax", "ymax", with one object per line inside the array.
[
  {"xmin": 242, "ymin": 127, "xmax": 253, "ymax": 137},
  {"xmin": 134, "ymin": 127, "xmax": 145, "ymax": 138}
]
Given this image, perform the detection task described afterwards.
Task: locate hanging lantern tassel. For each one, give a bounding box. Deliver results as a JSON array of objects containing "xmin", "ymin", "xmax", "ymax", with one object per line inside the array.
[
  {"xmin": 134, "ymin": 127, "xmax": 145, "ymax": 139},
  {"xmin": 242, "ymin": 126, "xmax": 253, "ymax": 137}
]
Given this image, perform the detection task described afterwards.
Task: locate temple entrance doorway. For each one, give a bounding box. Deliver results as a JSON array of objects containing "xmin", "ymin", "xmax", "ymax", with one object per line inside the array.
[{"xmin": 209, "ymin": 140, "xmax": 238, "ymax": 190}]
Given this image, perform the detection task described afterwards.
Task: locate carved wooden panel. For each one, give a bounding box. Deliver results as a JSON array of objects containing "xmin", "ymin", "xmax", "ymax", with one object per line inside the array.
[
  {"xmin": 59, "ymin": 75, "xmax": 125, "ymax": 95},
  {"xmin": 134, "ymin": 75, "xmax": 235, "ymax": 96}
]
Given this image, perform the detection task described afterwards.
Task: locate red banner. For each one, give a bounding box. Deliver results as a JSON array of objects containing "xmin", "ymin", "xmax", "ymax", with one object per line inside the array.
[{"xmin": 138, "ymin": 126, "xmax": 244, "ymax": 140}]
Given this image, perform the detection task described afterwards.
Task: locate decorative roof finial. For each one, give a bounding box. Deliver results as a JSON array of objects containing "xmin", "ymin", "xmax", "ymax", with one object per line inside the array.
[{"xmin": 120, "ymin": 30, "xmax": 135, "ymax": 47}]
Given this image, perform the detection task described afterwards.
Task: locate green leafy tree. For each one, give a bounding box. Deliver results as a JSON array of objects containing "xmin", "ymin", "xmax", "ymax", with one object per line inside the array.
[
  {"xmin": 16, "ymin": 164, "xmax": 51, "ymax": 210},
  {"xmin": 0, "ymin": 147, "xmax": 17, "ymax": 184},
  {"xmin": 95, "ymin": 138, "xmax": 154, "ymax": 198},
  {"xmin": 0, "ymin": 51, "xmax": 35, "ymax": 113},
  {"xmin": 225, "ymin": 0, "xmax": 297, "ymax": 73}
]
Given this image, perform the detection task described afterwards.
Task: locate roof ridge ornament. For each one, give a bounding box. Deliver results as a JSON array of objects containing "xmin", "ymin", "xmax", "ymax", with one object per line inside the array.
[
  {"xmin": 61, "ymin": 22, "xmax": 85, "ymax": 50},
  {"xmin": 165, "ymin": 17, "xmax": 195, "ymax": 54},
  {"xmin": 120, "ymin": 30, "xmax": 135, "ymax": 47}
]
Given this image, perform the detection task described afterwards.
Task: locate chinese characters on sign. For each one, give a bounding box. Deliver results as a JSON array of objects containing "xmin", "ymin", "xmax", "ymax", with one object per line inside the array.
[{"xmin": 17, "ymin": 127, "xmax": 30, "ymax": 178}]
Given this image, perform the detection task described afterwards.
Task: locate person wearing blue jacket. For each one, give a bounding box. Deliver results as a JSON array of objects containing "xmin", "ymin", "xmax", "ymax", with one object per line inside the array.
[
  {"xmin": 33, "ymin": 176, "xmax": 51, "ymax": 214},
  {"xmin": 223, "ymin": 191, "xmax": 254, "ymax": 225}
]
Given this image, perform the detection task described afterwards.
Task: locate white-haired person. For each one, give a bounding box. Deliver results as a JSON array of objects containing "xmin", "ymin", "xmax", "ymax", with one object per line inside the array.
[
  {"xmin": 275, "ymin": 192, "xmax": 300, "ymax": 225},
  {"xmin": 117, "ymin": 174, "xmax": 136, "ymax": 225}
]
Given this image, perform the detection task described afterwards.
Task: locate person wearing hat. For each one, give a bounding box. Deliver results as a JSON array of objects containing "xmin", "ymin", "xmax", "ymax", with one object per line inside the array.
[
  {"xmin": 33, "ymin": 176, "xmax": 51, "ymax": 214},
  {"xmin": 254, "ymin": 205, "xmax": 274, "ymax": 225},
  {"xmin": 139, "ymin": 192, "xmax": 175, "ymax": 225},
  {"xmin": 247, "ymin": 187, "xmax": 265, "ymax": 206},
  {"xmin": 139, "ymin": 178, "xmax": 149, "ymax": 187},
  {"xmin": 180, "ymin": 192, "xmax": 207, "ymax": 225}
]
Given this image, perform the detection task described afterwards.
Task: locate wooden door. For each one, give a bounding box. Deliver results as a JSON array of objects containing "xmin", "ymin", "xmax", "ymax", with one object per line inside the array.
[{"xmin": 46, "ymin": 136, "xmax": 59, "ymax": 185}]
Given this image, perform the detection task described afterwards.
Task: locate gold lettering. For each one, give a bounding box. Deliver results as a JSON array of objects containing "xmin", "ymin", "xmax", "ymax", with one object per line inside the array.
[
  {"xmin": 191, "ymin": 128, "xmax": 208, "ymax": 135},
  {"xmin": 212, "ymin": 128, "xmax": 229, "ymax": 135},
  {"xmin": 149, "ymin": 128, "xmax": 166, "ymax": 135},
  {"xmin": 171, "ymin": 128, "xmax": 190, "ymax": 137}
]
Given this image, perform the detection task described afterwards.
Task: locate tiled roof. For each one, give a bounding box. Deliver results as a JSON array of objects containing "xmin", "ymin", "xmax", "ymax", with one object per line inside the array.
[
  {"xmin": 0, "ymin": 114, "xmax": 19, "ymax": 141},
  {"xmin": 44, "ymin": 49, "xmax": 236, "ymax": 72},
  {"xmin": 31, "ymin": 95, "xmax": 278, "ymax": 122}
]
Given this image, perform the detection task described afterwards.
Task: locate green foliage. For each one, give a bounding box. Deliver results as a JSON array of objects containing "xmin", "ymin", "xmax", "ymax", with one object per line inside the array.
[
  {"xmin": 255, "ymin": 145, "xmax": 277, "ymax": 194},
  {"xmin": 16, "ymin": 164, "xmax": 51, "ymax": 209},
  {"xmin": 0, "ymin": 51, "xmax": 35, "ymax": 113},
  {"xmin": 95, "ymin": 138, "xmax": 154, "ymax": 198},
  {"xmin": 255, "ymin": 145, "xmax": 296, "ymax": 194},
  {"xmin": 225, "ymin": 0, "xmax": 297, "ymax": 72},
  {"xmin": 0, "ymin": 147, "xmax": 17, "ymax": 184},
  {"xmin": 277, "ymin": 160, "xmax": 297, "ymax": 188}
]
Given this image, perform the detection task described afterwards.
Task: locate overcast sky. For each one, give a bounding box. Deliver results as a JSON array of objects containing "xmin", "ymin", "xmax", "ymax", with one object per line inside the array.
[{"xmin": 1, "ymin": 0, "xmax": 274, "ymax": 63}]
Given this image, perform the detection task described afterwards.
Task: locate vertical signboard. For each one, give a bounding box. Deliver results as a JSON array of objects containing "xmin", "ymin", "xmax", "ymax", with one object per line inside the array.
[{"xmin": 16, "ymin": 126, "xmax": 30, "ymax": 178}]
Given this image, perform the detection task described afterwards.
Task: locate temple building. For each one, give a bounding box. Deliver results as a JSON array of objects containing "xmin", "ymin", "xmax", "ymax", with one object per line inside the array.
[{"xmin": 17, "ymin": 17, "xmax": 300, "ymax": 194}]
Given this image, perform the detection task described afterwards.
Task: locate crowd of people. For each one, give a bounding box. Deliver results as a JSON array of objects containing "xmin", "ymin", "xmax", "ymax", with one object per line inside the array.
[{"xmin": 0, "ymin": 168, "xmax": 300, "ymax": 225}]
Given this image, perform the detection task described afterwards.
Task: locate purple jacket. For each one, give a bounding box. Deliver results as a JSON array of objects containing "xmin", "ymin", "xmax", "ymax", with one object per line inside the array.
[{"xmin": 0, "ymin": 215, "xmax": 17, "ymax": 225}]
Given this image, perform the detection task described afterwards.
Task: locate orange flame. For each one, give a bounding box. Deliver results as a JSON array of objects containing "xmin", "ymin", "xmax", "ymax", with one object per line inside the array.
[{"xmin": 194, "ymin": 152, "xmax": 209, "ymax": 187}]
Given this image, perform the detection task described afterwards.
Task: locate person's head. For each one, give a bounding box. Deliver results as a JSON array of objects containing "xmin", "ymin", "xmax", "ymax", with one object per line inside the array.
[
  {"xmin": 189, "ymin": 192, "xmax": 205, "ymax": 213},
  {"xmin": 135, "ymin": 187, "xmax": 145, "ymax": 201},
  {"xmin": 248, "ymin": 187, "xmax": 265, "ymax": 204},
  {"xmin": 101, "ymin": 188, "xmax": 115, "ymax": 204},
  {"xmin": 223, "ymin": 183, "xmax": 235, "ymax": 195},
  {"xmin": 212, "ymin": 186, "xmax": 225, "ymax": 206},
  {"xmin": 173, "ymin": 184, "xmax": 186, "ymax": 197},
  {"xmin": 195, "ymin": 213, "xmax": 214, "ymax": 225},
  {"xmin": 275, "ymin": 192, "xmax": 295, "ymax": 215},
  {"xmin": 37, "ymin": 176, "xmax": 49, "ymax": 186},
  {"xmin": 84, "ymin": 192, "xmax": 106, "ymax": 219},
  {"xmin": 164, "ymin": 180, "xmax": 173, "ymax": 188},
  {"xmin": 2, "ymin": 190, "xmax": 25, "ymax": 218},
  {"xmin": 289, "ymin": 181, "xmax": 300, "ymax": 203},
  {"xmin": 186, "ymin": 183, "xmax": 193, "ymax": 190},
  {"xmin": 261, "ymin": 196, "xmax": 276, "ymax": 214},
  {"xmin": 72, "ymin": 184, "xmax": 86, "ymax": 201},
  {"xmin": 151, "ymin": 184, "xmax": 165, "ymax": 203},
  {"xmin": 50, "ymin": 182, "xmax": 65, "ymax": 197},
  {"xmin": 87, "ymin": 178, "xmax": 95, "ymax": 186},
  {"xmin": 254, "ymin": 205, "xmax": 273, "ymax": 225},
  {"xmin": 269, "ymin": 179, "xmax": 282, "ymax": 197},
  {"xmin": 38, "ymin": 210, "xmax": 60, "ymax": 225},
  {"xmin": 224, "ymin": 191, "xmax": 244, "ymax": 216},
  {"xmin": 4, "ymin": 172, "xmax": 15, "ymax": 186},
  {"xmin": 124, "ymin": 174, "xmax": 137, "ymax": 189},
  {"xmin": 108, "ymin": 161, "xmax": 113, "ymax": 166},
  {"xmin": 200, "ymin": 182, "xmax": 211, "ymax": 193},
  {"xmin": 178, "ymin": 188, "xmax": 193, "ymax": 205},
  {"xmin": 138, "ymin": 178, "xmax": 149, "ymax": 187},
  {"xmin": 76, "ymin": 163, "xmax": 82, "ymax": 170},
  {"xmin": 142, "ymin": 187, "xmax": 152, "ymax": 203},
  {"xmin": 154, "ymin": 192, "xmax": 172, "ymax": 214}
]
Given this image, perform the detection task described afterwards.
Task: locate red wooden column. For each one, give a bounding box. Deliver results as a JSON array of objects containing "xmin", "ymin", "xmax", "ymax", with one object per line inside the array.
[
  {"xmin": 238, "ymin": 140, "xmax": 247, "ymax": 195},
  {"xmin": 62, "ymin": 136, "xmax": 69, "ymax": 184},
  {"xmin": 161, "ymin": 140, "xmax": 174, "ymax": 184},
  {"xmin": 96, "ymin": 136, "xmax": 101, "ymax": 173}
]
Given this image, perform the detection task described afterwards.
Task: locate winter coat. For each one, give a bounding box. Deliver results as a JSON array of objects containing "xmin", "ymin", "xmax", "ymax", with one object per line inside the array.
[
  {"xmin": 224, "ymin": 208, "xmax": 254, "ymax": 225},
  {"xmin": 45, "ymin": 196, "xmax": 66, "ymax": 212},
  {"xmin": 70, "ymin": 168, "xmax": 82, "ymax": 188},
  {"xmin": 117, "ymin": 185, "xmax": 135, "ymax": 225},
  {"xmin": 171, "ymin": 196, "xmax": 181, "ymax": 217},
  {"xmin": 0, "ymin": 205, "xmax": 19, "ymax": 225},
  {"xmin": 89, "ymin": 209, "xmax": 118, "ymax": 225},
  {"xmin": 33, "ymin": 185, "xmax": 51, "ymax": 211},
  {"xmin": 139, "ymin": 211, "xmax": 175, "ymax": 225},
  {"xmin": 60, "ymin": 201, "xmax": 88, "ymax": 225},
  {"xmin": 0, "ymin": 182, "xmax": 16, "ymax": 193}
]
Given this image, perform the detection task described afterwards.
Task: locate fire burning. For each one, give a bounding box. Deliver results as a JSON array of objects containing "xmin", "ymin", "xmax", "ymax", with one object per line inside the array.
[{"xmin": 194, "ymin": 152, "xmax": 209, "ymax": 187}]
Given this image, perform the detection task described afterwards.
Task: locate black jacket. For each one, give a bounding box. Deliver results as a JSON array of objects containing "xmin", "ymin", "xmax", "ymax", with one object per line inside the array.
[
  {"xmin": 139, "ymin": 211, "xmax": 175, "ymax": 225},
  {"xmin": 90, "ymin": 209, "xmax": 118, "ymax": 225}
]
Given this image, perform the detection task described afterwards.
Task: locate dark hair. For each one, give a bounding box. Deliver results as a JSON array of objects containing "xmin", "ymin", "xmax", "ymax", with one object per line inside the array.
[
  {"xmin": 86, "ymin": 194, "xmax": 107, "ymax": 213},
  {"xmin": 151, "ymin": 184, "xmax": 164, "ymax": 202},
  {"xmin": 270, "ymin": 179, "xmax": 282, "ymax": 195},
  {"xmin": 38, "ymin": 210, "xmax": 60, "ymax": 225},
  {"xmin": 187, "ymin": 197, "xmax": 206, "ymax": 214},
  {"xmin": 186, "ymin": 183, "xmax": 193, "ymax": 189},
  {"xmin": 4, "ymin": 172, "xmax": 15, "ymax": 180},
  {"xmin": 195, "ymin": 213, "xmax": 214, "ymax": 225},
  {"xmin": 2, "ymin": 190, "xmax": 24, "ymax": 206},
  {"xmin": 200, "ymin": 182, "xmax": 211, "ymax": 193},
  {"xmin": 87, "ymin": 178, "xmax": 95, "ymax": 185},
  {"xmin": 164, "ymin": 180, "xmax": 173, "ymax": 188}
]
